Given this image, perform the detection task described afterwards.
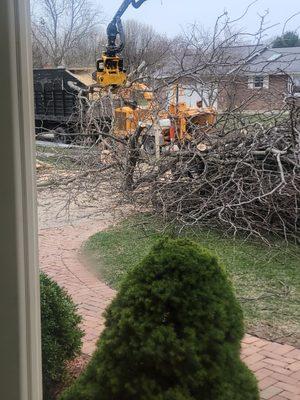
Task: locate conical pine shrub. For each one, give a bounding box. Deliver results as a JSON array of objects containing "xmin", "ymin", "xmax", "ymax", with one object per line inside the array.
[{"xmin": 61, "ymin": 238, "xmax": 259, "ymax": 400}]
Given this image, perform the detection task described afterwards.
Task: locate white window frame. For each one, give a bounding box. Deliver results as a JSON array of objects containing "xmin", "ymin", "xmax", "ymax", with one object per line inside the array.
[
  {"xmin": 248, "ymin": 75, "xmax": 269, "ymax": 90},
  {"xmin": 0, "ymin": 0, "xmax": 42, "ymax": 399},
  {"xmin": 288, "ymin": 75, "xmax": 300, "ymax": 94},
  {"xmin": 287, "ymin": 77, "xmax": 294, "ymax": 94}
]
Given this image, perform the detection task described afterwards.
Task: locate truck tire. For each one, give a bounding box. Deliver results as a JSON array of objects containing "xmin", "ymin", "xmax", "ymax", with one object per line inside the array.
[
  {"xmin": 143, "ymin": 136, "xmax": 156, "ymax": 155},
  {"xmin": 54, "ymin": 127, "xmax": 68, "ymax": 144}
]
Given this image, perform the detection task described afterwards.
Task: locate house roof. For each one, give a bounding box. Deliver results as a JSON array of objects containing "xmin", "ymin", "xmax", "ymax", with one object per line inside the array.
[
  {"xmin": 154, "ymin": 44, "xmax": 300, "ymax": 82},
  {"xmin": 155, "ymin": 44, "xmax": 268, "ymax": 79},
  {"xmin": 154, "ymin": 45, "xmax": 262, "ymax": 80},
  {"xmin": 220, "ymin": 44, "xmax": 266, "ymax": 62},
  {"xmin": 244, "ymin": 46, "xmax": 300, "ymax": 75}
]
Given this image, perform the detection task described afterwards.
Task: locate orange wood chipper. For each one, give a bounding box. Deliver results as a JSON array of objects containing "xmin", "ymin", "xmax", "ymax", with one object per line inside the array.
[
  {"xmin": 94, "ymin": 0, "xmax": 217, "ymax": 154},
  {"xmin": 112, "ymin": 83, "xmax": 217, "ymax": 154}
]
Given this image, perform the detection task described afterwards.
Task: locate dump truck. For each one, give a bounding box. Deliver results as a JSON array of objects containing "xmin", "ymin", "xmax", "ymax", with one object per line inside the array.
[
  {"xmin": 33, "ymin": 67, "xmax": 113, "ymax": 143},
  {"xmin": 34, "ymin": 68, "xmax": 87, "ymax": 142},
  {"xmin": 33, "ymin": 67, "xmax": 217, "ymax": 152}
]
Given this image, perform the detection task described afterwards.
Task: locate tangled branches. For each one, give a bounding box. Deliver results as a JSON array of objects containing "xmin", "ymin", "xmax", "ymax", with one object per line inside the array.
[
  {"xmin": 34, "ymin": 8, "xmax": 300, "ymax": 241},
  {"xmin": 121, "ymin": 111, "xmax": 300, "ymax": 241}
]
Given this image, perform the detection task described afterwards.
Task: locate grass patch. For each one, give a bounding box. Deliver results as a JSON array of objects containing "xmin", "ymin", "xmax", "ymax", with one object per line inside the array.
[
  {"xmin": 36, "ymin": 144, "xmax": 77, "ymax": 170},
  {"xmin": 36, "ymin": 144, "xmax": 99, "ymax": 170},
  {"xmin": 85, "ymin": 214, "xmax": 300, "ymax": 346},
  {"xmin": 216, "ymin": 112, "xmax": 289, "ymax": 133}
]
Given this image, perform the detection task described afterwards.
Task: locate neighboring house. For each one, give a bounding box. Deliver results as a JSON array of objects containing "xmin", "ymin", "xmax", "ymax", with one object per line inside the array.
[
  {"xmin": 157, "ymin": 44, "xmax": 300, "ymax": 113},
  {"xmin": 155, "ymin": 44, "xmax": 270, "ymax": 111},
  {"xmin": 218, "ymin": 46, "xmax": 300, "ymax": 112}
]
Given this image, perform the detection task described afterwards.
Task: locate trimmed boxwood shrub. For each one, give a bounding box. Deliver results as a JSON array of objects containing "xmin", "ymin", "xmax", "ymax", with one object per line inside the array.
[
  {"xmin": 40, "ymin": 272, "xmax": 83, "ymax": 399},
  {"xmin": 60, "ymin": 239, "xmax": 259, "ymax": 400}
]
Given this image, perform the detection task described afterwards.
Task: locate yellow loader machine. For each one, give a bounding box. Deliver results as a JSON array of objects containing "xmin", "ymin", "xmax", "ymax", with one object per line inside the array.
[
  {"xmin": 95, "ymin": 0, "xmax": 217, "ymax": 152},
  {"xmin": 96, "ymin": 0, "xmax": 147, "ymax": 88}
]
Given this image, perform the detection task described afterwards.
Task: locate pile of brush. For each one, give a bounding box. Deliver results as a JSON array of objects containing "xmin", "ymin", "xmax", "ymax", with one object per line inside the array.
[{"xmin": 130, "ymin": 109, "xmax": 300, "ymax": 240}]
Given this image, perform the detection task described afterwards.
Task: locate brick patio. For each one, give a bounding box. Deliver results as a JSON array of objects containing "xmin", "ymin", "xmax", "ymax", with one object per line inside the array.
[{"xmin": 39, "ymin": 221, "xmax": 300, "ymax": 400}]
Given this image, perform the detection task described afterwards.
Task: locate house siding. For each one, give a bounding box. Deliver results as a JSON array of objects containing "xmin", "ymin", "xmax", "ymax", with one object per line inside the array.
[{"xmin": 218, "ymin": 75, "xmax": 288, "ymax": 112}]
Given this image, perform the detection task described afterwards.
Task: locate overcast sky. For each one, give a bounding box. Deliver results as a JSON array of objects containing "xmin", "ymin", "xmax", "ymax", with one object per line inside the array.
[{"xmin": 95, "ymin": 0, "xmax": 300, "ymax": 40}]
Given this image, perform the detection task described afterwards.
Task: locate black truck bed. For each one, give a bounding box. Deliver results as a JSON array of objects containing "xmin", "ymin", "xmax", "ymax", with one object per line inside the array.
[{"xmin": 33, "ymin": 68, "xmax": 88, "ymax": 127}]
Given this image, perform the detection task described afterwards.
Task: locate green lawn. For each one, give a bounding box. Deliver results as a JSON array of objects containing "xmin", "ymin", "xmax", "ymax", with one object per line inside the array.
[
  {"xmin": 85, "ymin": 214, "xmax": 300, "ymax": 347},
  {"xmin": 216, "ymin": 111, "xmax": 289, "ymax": 131},
  {"xmin": 36, "ymin": 144, "xmax": 77, "ymax": 170},
  {"xmin": 36, "ymin": 144, "xmax": 99, "ymax": 170}
]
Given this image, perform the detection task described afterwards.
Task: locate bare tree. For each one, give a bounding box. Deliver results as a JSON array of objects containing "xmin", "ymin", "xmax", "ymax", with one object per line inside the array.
[
  {"xmin": 31, "ymin": 0, "xmax": 102, "ymax": 67},
  {"xmin": 35, "ymin": 8, "xmax": 300, "ymax": 241},
  {"xmin": 121, "ymin": 19, "xmax": 171, "ymax": 74},
  {"xmin": 32, "ymin": 35, "xmax": 46, "ymax": 68},
  {"xmin": 66, "ymin": 28, "xmax": 107, "ymax": 67}
]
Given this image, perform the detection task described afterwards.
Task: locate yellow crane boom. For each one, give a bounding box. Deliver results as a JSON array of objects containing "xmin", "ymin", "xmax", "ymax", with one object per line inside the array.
[{"xmin": 96, "ymin": 0, "xmax": 147, "ymax": 88}]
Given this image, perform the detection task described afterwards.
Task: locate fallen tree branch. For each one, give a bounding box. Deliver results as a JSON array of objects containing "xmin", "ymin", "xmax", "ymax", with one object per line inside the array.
[{"xmin": 37, "ymin": 164, "xmax": 116, "ymax": 188}]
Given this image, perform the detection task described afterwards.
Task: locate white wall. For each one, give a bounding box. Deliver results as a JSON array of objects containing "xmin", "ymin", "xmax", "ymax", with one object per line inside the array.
[
  {"xmin": 0, "ymin": 1, "xmax": 42, "ymax": 399},
  {"xmin": 165, "ymin": 84, "xmax": 218, "ymax": 108}
]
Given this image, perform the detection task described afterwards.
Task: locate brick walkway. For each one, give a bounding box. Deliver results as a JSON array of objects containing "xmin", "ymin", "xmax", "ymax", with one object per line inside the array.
[{"xmin": 39, "ymin": 221, "xmax": 300, "ymax": 400}]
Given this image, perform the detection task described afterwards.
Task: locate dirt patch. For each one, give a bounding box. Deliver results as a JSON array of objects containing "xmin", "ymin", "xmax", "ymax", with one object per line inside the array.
[
  {"xmin": 52, "ymin": 354, "xmax": 91, "ymax": 399},
  {"xmin": 247, "ymin": 325, "xmax": 299, "ymax": 348},
  {"xmin": 37, "ymin": 170, "xmax": 133, "ymax": 230},
  {"xmin": 67, "ymin": 353, "xmax": 91, "ymax": 381}
]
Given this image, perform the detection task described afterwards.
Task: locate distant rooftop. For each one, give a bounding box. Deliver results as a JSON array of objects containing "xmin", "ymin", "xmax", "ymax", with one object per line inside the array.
[
  {"xmin": 220, "ymin": 44, "xmax": 266, "ymax": 62},
  {"xmin": 243, "ymin": 46, "xmax": 300, "ymax": 75}
]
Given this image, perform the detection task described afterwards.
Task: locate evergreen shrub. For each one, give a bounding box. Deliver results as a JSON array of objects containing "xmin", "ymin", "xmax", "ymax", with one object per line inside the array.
[
  {"xmin": 41, "ymin": 272, "xmax": 83, "ymax": 399},
  {"xmin": 60, "ymin": 239, "xmax": 259, "ymax": 400}
]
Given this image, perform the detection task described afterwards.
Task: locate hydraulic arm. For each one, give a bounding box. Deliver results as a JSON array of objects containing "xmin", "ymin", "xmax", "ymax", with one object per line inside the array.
[{"xmin": 96, "ymin": 0, "xmax": 147, "ymax": 88}]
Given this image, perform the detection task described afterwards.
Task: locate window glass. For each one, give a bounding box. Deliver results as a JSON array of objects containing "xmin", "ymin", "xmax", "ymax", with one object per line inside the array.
[{"xmin": 254, "ymin": 76, "xmax": 264, "ymax": 88}]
